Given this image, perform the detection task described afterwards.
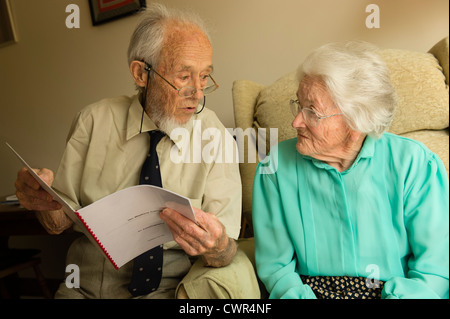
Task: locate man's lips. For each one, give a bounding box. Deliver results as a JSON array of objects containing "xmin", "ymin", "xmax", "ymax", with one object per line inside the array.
[
  {"xmin": 178, "ymin": 106, "xmax": 197, "ymax": 113},
  {"xmin": 180, "ymin": 100, "xmax": 199, "ymax": 110}
]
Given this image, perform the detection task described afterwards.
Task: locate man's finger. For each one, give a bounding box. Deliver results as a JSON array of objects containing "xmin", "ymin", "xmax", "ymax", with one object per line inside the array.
[{"xmin": 16, "ymin": 190, "xmax": 62, "ymax": 211}]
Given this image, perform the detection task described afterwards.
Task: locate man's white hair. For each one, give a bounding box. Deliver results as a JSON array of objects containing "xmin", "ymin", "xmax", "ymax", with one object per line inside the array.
[{"xmin": 127, "ymin": 3, "xmax": 211, "ymax": 69}]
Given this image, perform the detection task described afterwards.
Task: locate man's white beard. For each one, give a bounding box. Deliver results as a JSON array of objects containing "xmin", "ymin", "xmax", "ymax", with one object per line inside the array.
[
  {"xmin": 148, "ymin": 100, "xmax": 196, "ymax": 136},
  {"xmin": 156, "ymin": 112, "xmax": 194, "ymax": 136}
]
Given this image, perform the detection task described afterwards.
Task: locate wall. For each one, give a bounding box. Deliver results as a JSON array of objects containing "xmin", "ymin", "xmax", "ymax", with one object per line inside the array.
[{"xmin": 0, "ymin": 0, "xmax": 448, "ymax": 281}]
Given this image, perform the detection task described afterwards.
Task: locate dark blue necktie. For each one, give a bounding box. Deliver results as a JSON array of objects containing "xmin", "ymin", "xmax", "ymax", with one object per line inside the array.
[{"xmin": 128, "ymin": 130, "xmax": 165, "ymax": 297}]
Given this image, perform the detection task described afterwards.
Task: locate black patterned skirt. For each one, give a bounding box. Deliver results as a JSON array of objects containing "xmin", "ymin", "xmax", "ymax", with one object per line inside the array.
[{"xmin": 300, "ymin": 275, "xmax": 385, "ymax": 299}]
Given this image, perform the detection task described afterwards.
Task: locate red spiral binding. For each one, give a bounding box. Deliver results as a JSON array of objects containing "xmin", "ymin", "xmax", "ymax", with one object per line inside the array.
[{"xmin": 75, "ymin": 211, "xmax": 119, "ymax": 270}]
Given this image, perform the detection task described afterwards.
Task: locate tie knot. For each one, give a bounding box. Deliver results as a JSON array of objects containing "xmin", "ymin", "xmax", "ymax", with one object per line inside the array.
[{"xmin": 149, "ymin": 130, "xmax": 165, "ymax": 145}]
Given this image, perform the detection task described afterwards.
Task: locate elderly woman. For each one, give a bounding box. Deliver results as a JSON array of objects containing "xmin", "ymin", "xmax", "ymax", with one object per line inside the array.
[{"xmin": 252, "ymin": 41, "xmax": 449, "ymax": 299}]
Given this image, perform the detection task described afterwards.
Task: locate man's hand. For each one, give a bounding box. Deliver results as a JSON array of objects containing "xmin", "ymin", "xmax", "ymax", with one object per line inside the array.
[
  {"xmin": 15, "ymin": 167, "xmax": 62, "ymax": 211},
  {"xmin": 160, "ymin": 207, "xmax": 237, "ymax": 267},
  {"xmin": 15, "ymin": 167, "xmax": 72, "ymax": 234}
]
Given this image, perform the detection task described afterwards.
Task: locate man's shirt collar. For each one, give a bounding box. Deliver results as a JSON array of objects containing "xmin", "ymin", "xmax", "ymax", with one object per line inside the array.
[{"xmin": 126, "ymin": 94, "xmax": 159, "ymax": 141}]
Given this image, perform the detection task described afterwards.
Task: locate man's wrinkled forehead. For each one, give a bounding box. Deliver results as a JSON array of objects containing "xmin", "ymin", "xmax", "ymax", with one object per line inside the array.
[
  {"xmin": 159, "ymin": 21, "xmax": 212, "ymax": 72},
  {"xmin": 177, "ymin": 64, "xmax": 214, "ymax": 73}
]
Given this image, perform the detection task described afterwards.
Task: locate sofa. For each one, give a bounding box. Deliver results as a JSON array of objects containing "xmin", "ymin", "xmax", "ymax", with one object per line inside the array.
[{"xmin": 233, "ymin": 37, "xmax": 449, "ymax": 239}]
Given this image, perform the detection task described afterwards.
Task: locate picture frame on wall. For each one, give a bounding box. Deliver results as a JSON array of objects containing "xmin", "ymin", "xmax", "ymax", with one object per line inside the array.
[
  {"xmin": 89, "ymin": 0, "xmax": 146, "ymax": 26},
  {"xmin": 0, "ymin": 0, "xmax": 17, "ymax": 47}
]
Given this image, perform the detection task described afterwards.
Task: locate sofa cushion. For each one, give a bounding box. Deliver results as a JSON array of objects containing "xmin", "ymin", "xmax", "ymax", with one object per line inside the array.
[
  {"xmin": 380, "ymin": 49, "xmax": 449, "ymax": 135},
  {"xmin": 254, "ymin": 71, "xmax": 298, "ymax": 149},
  {"xmin": 253, "ymin": 49, "xmax": 449, "ymax": 139}
]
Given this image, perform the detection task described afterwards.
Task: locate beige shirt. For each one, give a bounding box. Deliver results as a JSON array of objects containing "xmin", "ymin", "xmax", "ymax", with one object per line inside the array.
[{"xmin": 53, "ymin": 94, "xmax": 242, "ymax": 245}]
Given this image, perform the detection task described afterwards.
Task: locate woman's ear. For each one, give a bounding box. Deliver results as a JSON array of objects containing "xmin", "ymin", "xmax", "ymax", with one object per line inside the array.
[{"xmin": 130, "ymin": 61, "xmax": 148, "ymax": 88}]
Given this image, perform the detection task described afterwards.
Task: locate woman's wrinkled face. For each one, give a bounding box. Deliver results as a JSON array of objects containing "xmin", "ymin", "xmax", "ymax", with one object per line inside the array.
[{"xmin": 292, "ymin": 75, "xmax": 353, "ymax": 159}]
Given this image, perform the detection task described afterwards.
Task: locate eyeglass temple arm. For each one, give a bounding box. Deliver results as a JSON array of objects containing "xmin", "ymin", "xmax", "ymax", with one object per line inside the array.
[
  {"xmin": 208, "ymin": 74, "xmax": 219, "ymax": 88},
  {"xmin": 140, "ymin": 60, "xmax": 179, "ymax": 91},
  {"xmin": 319, "ymin": 113, "xmax": 343, "ymax": 120}
]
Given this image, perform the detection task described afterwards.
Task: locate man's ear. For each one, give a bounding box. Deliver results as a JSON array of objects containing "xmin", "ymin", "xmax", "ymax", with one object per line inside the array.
[{"xmin": 130, "ymin": 61, "xmax": 148, "ymax": 88}]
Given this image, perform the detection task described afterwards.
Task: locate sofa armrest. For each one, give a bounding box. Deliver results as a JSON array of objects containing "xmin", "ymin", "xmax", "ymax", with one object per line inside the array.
[{"xmin": 232, "ymin": 80, "xmax": 265, "ymax": 129}]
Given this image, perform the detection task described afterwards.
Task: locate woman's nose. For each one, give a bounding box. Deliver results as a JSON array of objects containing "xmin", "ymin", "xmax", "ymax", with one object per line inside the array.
[{"xmin": 292, "ymin": 110, "xmax": 306, "ymax": 129}]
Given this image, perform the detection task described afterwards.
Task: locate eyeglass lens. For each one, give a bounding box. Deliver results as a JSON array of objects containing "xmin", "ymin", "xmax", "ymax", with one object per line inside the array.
[
  {"xmin": 290, "ymin": 100, "xmax": 318, "ymax": 127},
  {"xmin": 178, "ymin": 79, "xmax": 217, "ymax": 98}
]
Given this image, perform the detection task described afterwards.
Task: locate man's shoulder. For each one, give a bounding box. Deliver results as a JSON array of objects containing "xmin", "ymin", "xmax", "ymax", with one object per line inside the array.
[
  {"xmin": 79, "ymin": 95, "xmax": 135, "ymax": 117},
  {"xmin": 66, "ymin": 95, "xmax": 136, "ymax": 139}
]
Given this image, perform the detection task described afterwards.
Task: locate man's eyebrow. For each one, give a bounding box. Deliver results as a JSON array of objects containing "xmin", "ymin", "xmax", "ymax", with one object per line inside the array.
[{"xmin": 177, "ymin": 65, "xmax": 214, "ymax": 73}]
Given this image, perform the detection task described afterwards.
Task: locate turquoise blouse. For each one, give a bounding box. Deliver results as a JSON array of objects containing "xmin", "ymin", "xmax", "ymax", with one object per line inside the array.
[{"xmin": 253, "ymin": 133, "xmax": 449, "ymax": 299}]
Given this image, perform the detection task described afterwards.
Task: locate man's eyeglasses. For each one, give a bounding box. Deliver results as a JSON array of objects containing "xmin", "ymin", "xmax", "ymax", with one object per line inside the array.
[
  {"xmin": 289, "ymin": 99, "xmax": 342, "ymax": 127},
  {"xmin": 138, "ymin": 60, "xmax": 218, "ymax": 133},
  {"xmin": 141, "ymin": 61, "xmax": 219, "ymax": 98}
]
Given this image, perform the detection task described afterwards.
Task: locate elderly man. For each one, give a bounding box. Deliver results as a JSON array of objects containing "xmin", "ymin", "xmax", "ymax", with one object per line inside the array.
[
  {"xmin": 253, "ymin": 41, "xmax": 449, "ymax": 299},
  {"xmin": 14, "ymin": 4, "xmax": 259, "ymax": 299}
]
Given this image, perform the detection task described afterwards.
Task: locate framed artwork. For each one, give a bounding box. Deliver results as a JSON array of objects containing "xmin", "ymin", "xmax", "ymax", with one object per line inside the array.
[
  {"xmin": 0, "ymin": 0, "xmax": 17, "ymax": 47},
  {"xmin": 89, "ymin": 0, "xmax": 146, "ymax": 26}
]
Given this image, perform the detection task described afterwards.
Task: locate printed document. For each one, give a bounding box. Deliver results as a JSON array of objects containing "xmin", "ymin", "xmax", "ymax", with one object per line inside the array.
[{"xmin": 6, "ymin": 142, "xmax": 196, "ymax": 269}]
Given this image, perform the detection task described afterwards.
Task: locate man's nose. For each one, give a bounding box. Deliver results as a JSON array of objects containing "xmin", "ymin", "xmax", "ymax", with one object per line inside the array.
[{"xmin": 191, "ymin": 79, "xmax": 205, "ymax": 100}]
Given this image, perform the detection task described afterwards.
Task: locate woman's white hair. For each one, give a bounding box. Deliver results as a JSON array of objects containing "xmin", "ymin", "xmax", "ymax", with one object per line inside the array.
[
  {"xmin": 127, "ymin": 3, "xmax": 211, "ymax": 69},
  {"xmin": 297, "ymin": 41, "xmax": 397, "ymax": 138}
]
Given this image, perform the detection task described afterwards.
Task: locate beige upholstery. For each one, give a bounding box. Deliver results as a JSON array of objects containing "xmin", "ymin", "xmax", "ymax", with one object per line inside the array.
[{"xmin": 232, "ymin": 37, "xmax": 449, "ymax": 237}]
